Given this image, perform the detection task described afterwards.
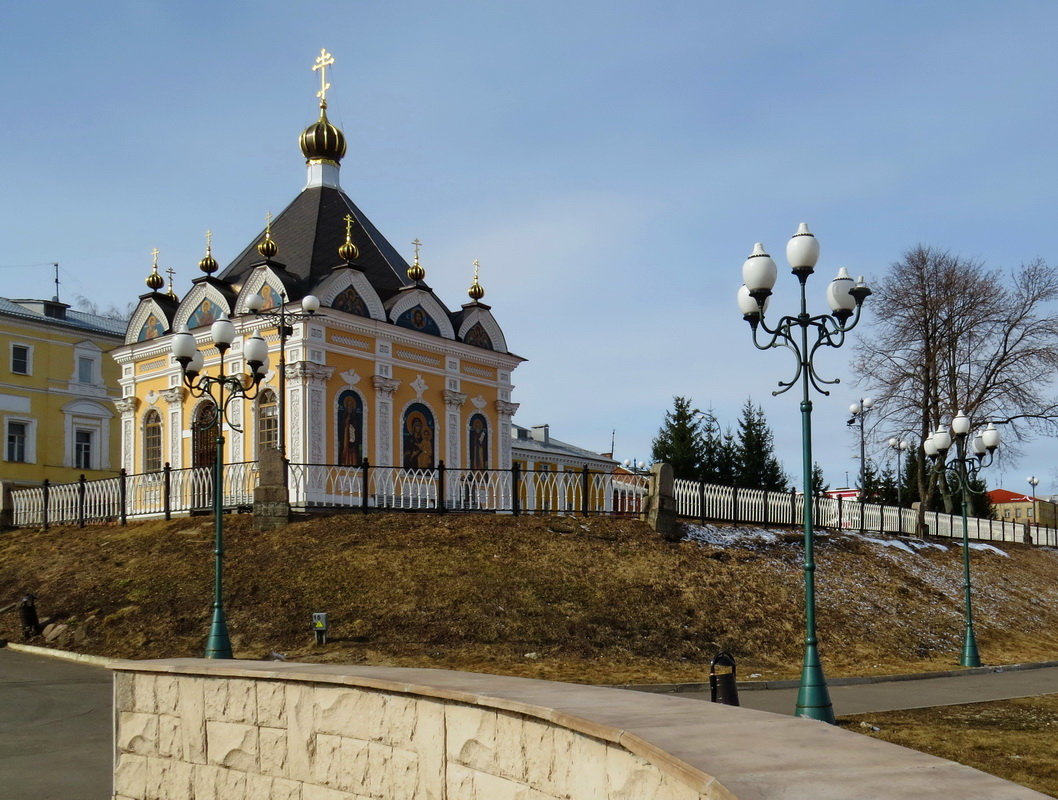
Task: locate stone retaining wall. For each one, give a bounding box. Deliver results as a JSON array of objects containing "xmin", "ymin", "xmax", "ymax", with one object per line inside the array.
[{"xmin": 110, "ymin": 659, "xmax": 1049, "ymax": 800}]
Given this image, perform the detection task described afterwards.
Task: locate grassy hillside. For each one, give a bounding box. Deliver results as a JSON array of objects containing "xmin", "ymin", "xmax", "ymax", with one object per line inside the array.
[{"xmin": 2, "ymin": 513, "xmax": 1058, "ymax": 683}]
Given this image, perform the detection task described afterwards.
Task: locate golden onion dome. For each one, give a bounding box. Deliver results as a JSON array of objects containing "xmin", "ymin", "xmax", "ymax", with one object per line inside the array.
[
  {"xmin": 145, "ymin": 266, "xmax": 164, "ymax": 291},
  {"xmin": 468, "ymin": 259, "xmax": 484, "ymax": 301},
  {"xmin": 257, "ymin": 234, "xmax": 278, "ymax": 259},
  {"xmin": 198, "ymin": 250, "xmax": 218, "ymax": 275},
  {"xmin": 339, "ymin": 238, "xmax": 359, "ymax": 262},
  {"xmin": 299, "ymin": 106, "xmax": 347, "ymax": 164}
]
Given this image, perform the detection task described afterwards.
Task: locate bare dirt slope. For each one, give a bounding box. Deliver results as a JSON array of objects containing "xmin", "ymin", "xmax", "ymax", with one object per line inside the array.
[{"xmin": 2, "ymin": 513, "xmax": 1057, "ymax": 684}]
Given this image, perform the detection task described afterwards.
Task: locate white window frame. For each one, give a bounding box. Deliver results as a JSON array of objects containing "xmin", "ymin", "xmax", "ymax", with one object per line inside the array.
[
  {"xmin": 61, "ymin": 400, "xmax": 112, "ymax": 470},
  {"xmin": 74, "ymin": 428, "xmax": 94, "ymax": 470},
  {"xmin": 70, "ymin": 341, "xmax": 103, "ymax": 388},
  {"xmin": 10, "ymin": 343, "xmax": 32, "ymax": 376},
  {"xmin": 4, "ymin": 416, "xmax": 36, "ymax": 463}
]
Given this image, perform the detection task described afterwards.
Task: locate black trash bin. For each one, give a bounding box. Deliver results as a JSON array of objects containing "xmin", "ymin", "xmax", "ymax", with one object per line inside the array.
[
  {"xmin": 18, "ymin": 594, "xmax": 40, "ymax": 640},
  {"xmin": 709, "ymin": 651, "xmax": 740, "ymax": 706}
]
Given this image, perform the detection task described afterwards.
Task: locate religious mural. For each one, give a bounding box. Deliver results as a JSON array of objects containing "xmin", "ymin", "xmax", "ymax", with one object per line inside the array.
[
  {"xmin": 258, "ymin": 283, "xmax": 280, "ymax": 311},
  {"xmin": 468, "ymin": 413, "xmax": 489, "ymax": 470},
  {"xmin": 137, "ymin": 313, "xmax": 166, "ymax": 342},
  {"xmin": 333, "ymin": 285, "xmax": 369, "ymax": 317},
  {"xmin": 396, "ymin": 305, "xmax": 440, "ymax": 336},
  {"xmin": 336, "ymin": 390, "xmax": 363, "ymax": 466},
  {"xmin": 402, "ymin": 403, "xmax": 435, "ymax": 469},
  {"xmin": 464, "ymin": 322, "xmax": 492, "ymax": 350},
  {"xmin": 186, "ymin": 298, "xmax": 221, "ymax": 330}
]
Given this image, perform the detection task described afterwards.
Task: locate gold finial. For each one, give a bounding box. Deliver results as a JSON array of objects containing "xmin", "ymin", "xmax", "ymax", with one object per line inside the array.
[
  {"xmin": 198, "ymin": 228, "xmax": 219, "ymax": 274},
  {"xmin": 313, "ymin": 48, "xmax": 335, "ymax": 109},
  {"xmin": 468, "ymin": 259, "xmax": 485, "ymax": 301},
  {"xmin": 257, "ymin": 212, "xmax": 278, "ymax": 259},
  {"xmin": 407, "ymin": 238, "xmax": 426, "ymax": 281},
  {"xmin": 145, "ymin": 248, "xmax": 165, "ymax": 291},
  {"xmin": 165, "ymin": 266, "xmax": 177, "ymax": 299},
  {"xmin": 338, "ymin": 213, "xmax": 359, "ymax": 262}
]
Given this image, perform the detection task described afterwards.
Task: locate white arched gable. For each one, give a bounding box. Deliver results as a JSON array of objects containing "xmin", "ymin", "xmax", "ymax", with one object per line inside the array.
[
  {"xmin": 457, "ymin": 307, "xmax": 509, "ymax": 354},
  {"xmin": 313, "ymin": 269, "xmax": 386, "ymax": 321},
  {"xmin": 234, "ymin": 266, "xmax": 295, "ymax": 315},
  {"xmin": 388, "ymin": 291, "xmax": 455, "ymax": 339},
  {"xmin": 173, "ymin": 283, "xmax": 233, "ymax": 331},
  {"xmin": 125, "ymin": 298, "xmax": 172, "ymax": 345}
]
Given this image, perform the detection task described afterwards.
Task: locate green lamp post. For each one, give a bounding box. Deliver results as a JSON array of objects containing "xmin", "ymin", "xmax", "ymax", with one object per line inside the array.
[
  {"xmin": 172, "ymin": 316, "xmax": 270, "ymax": 659},
  {"xmin": 738, "ymin": 223, "xmax": 871, "ymax": 723},
  {"xmin": 923, "ymin": 413, "xmax": 1000, "ymax": 667}
]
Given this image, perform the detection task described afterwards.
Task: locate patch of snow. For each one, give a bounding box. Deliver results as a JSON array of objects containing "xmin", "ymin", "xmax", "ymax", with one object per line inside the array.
[
  {"xmin": 905, "ymin": 539, "xmax": 949, "ymax": 552},
  {"xmin": 965, "ymin": 542, "xmax": 1010, "ymax": 557},
  {"xmin": 682, "ymin": 524, "xmax": 780, "ymax": 548},
  {"xmin": 862, "ymin": 536, "xmax": 917, "ymax": 555}
]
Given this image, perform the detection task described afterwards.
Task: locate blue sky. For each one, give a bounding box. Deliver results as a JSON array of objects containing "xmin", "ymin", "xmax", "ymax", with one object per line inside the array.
[{"xmin": 4, "ymin": 1, "xmax": 1058, "ymax": 491}]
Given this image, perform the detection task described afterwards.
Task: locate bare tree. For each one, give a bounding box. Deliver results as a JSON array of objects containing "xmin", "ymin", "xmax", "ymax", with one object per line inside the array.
[{"xmin": 855, "ymin": 246, "xmax": 1058, "ymax": 528}]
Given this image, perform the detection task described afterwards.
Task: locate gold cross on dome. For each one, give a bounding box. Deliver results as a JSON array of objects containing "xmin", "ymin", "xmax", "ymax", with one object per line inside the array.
[
  {"xmin": 412, "ymin": 238, "xmax": 422, "ymax": 262},
  {"xmin": 473, "ymin": 259, "xmax": 480, "ymax": 281},
  {"xmin": 151, "ymin": 248, "xmax": 160, "ymax": 268},
  {"xmin": 264, "ymin": 212, "xmax": 273, "ymax": 236},
  {"xmin": 344, "ymin": 213, "xmax": 353, "ymax": 239},
  {"xmin": 165, "ymin": 266, "xmax": 175, "ymax": 284},
  {"xmin": 313, "ymin": 49, "xmax": 334, "ymax": 105},
  {"xmin": 205, "ymin": 229, "xmax": 213, "ymax": 252}
]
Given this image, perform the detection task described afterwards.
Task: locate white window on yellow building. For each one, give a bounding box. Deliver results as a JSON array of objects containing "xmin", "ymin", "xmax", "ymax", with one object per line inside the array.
[
  {"xmin": 143, "ymin": 410, "xmax": 163, "ymax": 473},
  {"xmin": 257, "ymin": 389, "xmax": 279, "ymax": 454},
  {"xmin": 75, "ymin": 430, "xmax": 93, "ymax": 470},
  {"xmin": 5, "ymin": 419, "xmax": 32, "ymax": 462}
]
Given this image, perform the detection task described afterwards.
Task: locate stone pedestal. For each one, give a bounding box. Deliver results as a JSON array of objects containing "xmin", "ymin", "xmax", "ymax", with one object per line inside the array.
[
  {"xmin": 253, "ymin": 448, "xmax": 289, "ymax": 531},
  {"xmin": 645, "ymin": 462, "xmax": 679, "ymax": 541}
]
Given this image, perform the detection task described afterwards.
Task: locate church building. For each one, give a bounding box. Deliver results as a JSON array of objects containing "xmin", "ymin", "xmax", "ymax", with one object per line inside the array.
[{"xmin": 111, "ymin": 51, "xmax": 522, "ymax": 483}]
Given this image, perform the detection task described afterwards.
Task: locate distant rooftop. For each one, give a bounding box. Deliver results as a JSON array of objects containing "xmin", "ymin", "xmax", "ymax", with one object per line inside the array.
[
  {"xmin": 512, "ymin": 423, "xmax": 616, "ymax": 466},
  {"xmin": 0, "ymin": 297, "xmax": 126, "ymax": 337}
]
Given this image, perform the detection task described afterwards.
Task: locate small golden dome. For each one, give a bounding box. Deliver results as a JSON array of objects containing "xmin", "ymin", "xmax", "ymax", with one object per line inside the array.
[
  {"xmin": 257, "ymin": 234, "xmax": 278, "ymax": 259},
  {"xmin": 468, "ymin": 259, "xmax": 484, "ymax": 301},
  {"xmin": 198, "ymin": 250, "xmax": 218, "ymax": 275},
  {"xmin": 299, "ymin": 107, "xmax": 347, "ymax": 164},
  {"xmin": 407, "ymin": 238, "xmax": 426, "ymax": 282},
  {"xmin": 339, "ymin": 239, "xmax": 359, "ymax": 262},
  {"xmin": 145, "ymin": 267, "xmax": 164, "ymax": 291}
]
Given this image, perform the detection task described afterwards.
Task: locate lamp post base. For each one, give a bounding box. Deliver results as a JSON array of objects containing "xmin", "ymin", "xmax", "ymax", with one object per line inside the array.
[
  {"xmin": 794, "ymin": 643, "xmax": 835, "ymax": 723},
  {"xmin": 205, "ymin": 606, "xmax": 233, "ymax": 659},
  {"xmin": 960, "ymin": 628, "xmax": 981, "ymax": 668}
]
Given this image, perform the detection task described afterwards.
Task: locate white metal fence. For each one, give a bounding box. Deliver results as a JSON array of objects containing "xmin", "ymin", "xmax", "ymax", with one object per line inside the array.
[{"xmin": 673, "ymin": 478, "xmax": 1057, "ymax": 546}]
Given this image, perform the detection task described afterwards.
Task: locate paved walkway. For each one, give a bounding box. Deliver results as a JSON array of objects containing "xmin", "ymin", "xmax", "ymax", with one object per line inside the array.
[
  {"xmin": 0, "ymin": 647, "xmax": 112, "ymax": 800},
  {"xmin": 664, "ymin": 665, "xmax": 1058, "ymax": 716}
]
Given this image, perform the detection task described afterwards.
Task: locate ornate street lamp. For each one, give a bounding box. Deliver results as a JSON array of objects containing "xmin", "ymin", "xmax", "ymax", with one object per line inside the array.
[
  {"xmin": 737, "ymin": 223, "xmax": 871, "ymax": 722},
  {"xmin": 172, "ymin": 317, "xmax": 270, "ymax": 658},
  {"xmin": 888, "ymin": 437, "xmax": 910, "ymax": 510},
  {"xmin": 847, "ymin": 397, "xmax": 875, "ymax": 534},
  {"xmin": 923, "ymin": 412, "xmax": 1000, "ymax": 667},
  {"xmin": 245, "ymin": 290, "xmax": 320, "ymax": 475},
  {"xmin": 1027, "ymin": 475, "xmax": 1040, "ymax": 536}
]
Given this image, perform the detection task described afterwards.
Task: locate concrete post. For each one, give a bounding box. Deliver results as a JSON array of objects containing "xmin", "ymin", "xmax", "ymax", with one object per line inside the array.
[
  {"xmin": 645, "ymin": 462, "xmax": 679, "ymax": 541},
  {"xmin": 253, "ymin": 447, "xmax": 290, "ymax": 530}
]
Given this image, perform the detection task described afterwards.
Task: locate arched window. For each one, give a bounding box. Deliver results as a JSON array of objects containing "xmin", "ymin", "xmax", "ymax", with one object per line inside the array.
[
  {"xmin": 257, "ymin": 389, "xmax": 279, "ymax": 454},
  {"xmin": 336, "ymin": 390, "xmax": 364, "ymax": 466},
  {"xmin": 143, "ymin": 410, "xmax": 163, "ymax": 473},
  {"xmin": 468, "ymin": 414, "xmax": 489, "ymax": 470},
  {"xmin": 402, "ymin": 403, "xmax": 435, "ymax": 469}
]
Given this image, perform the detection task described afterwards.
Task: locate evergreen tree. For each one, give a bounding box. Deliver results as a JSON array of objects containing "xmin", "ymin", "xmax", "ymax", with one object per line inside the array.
[
  {"xmin": 699, "ymin": 410, "xmax": 739, "ymax": 485},
  {"xmin": 876, "ymin": 463, "xmax": 899, "ymax": 505},
  {"xmin": 810, "ymin": 462, "xmax": 830, "ymax": 495},
  {"xmin": 651, "ymin": 396, "xmax": 706, "ymax": 480},
  {"xmin": 734, "ymin": 400, "xmax": 789, "ymax": 491}
]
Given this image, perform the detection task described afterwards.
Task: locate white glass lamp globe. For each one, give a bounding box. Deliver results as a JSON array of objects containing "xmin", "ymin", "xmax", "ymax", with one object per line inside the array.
[
  {"xmin": 952, "ymin": 410, "xmax": 971, "ymax": 436},
  {"xmin": 826, "ymin": 268, "xmax": 856, "ymax": 313},
  {"xmin": 981, "ymin": 423, "xmax": 1000, "ymax": 451},
  {"xmin": 245, "ymin": 293, "xmax": 265, "ymax": 313},
  {"xmin": 933, "ymin": 425, "xmax": 952, "ymax": 453},
  {"xmin": 302, "ymin": 294, "xmax": 321, "ymax": 314},
  {"xmin": 786, "ymin": 223, "xmax": 820, "ymax": 271},
  {"xmin": 211, "ymin": 314, "xmax": 235, "ymax": 347},
  {"xmin": 742, "ymin": 243, "xmax": 777, "ymax": 293}
]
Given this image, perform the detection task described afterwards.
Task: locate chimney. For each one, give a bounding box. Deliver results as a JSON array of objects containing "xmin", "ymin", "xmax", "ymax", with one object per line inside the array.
[{"xmin": 531, "ymin": 424, "xmax": 550, "ymax": 446}]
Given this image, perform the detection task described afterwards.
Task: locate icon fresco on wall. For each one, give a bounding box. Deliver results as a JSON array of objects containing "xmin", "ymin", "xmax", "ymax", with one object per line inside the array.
[
  {"xmin": 186, "ymin": 298, "xmax": 221, "ymax": 329},
  {"xmin": 258, "ymin": 283, "xmax": 279, "ymax": 311},
  {"xmin": 468, "ymin": 413, "xmax": 489, "ymax": 470},
  {"xmin": 137, "ymin": 312, "xmax": 166, "ymax": 342},
  {"xmin": 402, "ymin": 403, "xmax": 435, "ymax": 469},
  {"xmin": 337, "ymin": 390, "xmax": 364, "ymax": 466},
  {"xmin": 396, "ymin": 304, "xmax": 440, "ymax": 336},
  {"xmin": 333, "ymin": 285, "xmax": 369, "ymax": 317},
  {"xmin": 464, "ymin": 322, "xmax": 493, "ymax": 350}
]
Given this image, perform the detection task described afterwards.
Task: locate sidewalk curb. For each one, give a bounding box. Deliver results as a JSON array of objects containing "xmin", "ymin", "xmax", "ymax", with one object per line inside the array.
[
  {"xmin": 615, "ymin": 659, "xmax": 1058, "ymax": 694},
  {"xmin": 3, "ymin": 641, "xmax": 115, "ymax": 668}
]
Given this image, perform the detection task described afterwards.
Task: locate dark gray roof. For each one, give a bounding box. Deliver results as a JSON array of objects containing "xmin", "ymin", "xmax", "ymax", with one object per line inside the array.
[
  {"xmin": 218, "ymin": 186, "xmax": 414, "ymax": 300},
  {"xmin": 0, "ymin": 298, "xmax": 126, "ymax": 337},
  {"xmin": 511, "ymin": 424, "xmax": 617, "ymax": 465}
]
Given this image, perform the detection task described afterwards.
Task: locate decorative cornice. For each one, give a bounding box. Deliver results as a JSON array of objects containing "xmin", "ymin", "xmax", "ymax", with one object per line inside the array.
[
  {"xmin": 443, "ymin": 389, "xmax": 467, "ymax": 409},
  {"xmin": 113, "ymin": 397, "xmax": 140, "ymax": 415},
  {"xmin": 161, "ymin": 388, "xmax": 185, "ymax": 404},
  {"xmin": 287, "ymin": 362, "xmax": 335, "ymax": 384},
  {"xmin": 372, "ymin": 375, "xmax": 401, "ymax": 397},
  {"xmin": 495, "ymin": 400, "xmax": 520, "ymax": 417}
]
